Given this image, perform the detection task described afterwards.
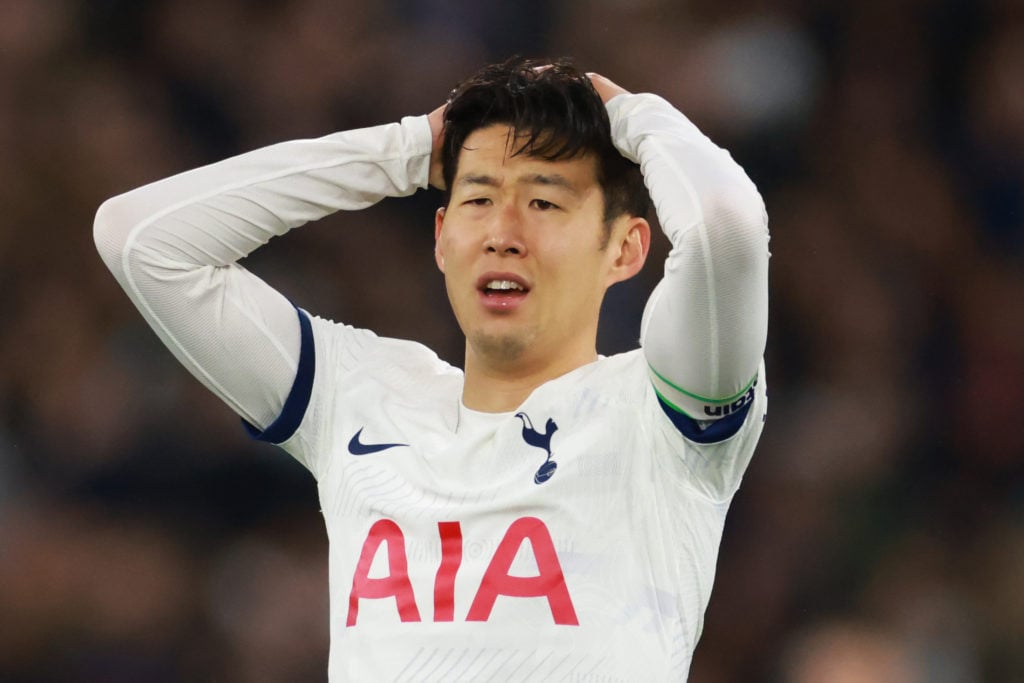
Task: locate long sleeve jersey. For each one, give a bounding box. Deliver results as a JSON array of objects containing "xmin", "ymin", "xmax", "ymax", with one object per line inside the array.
[{"xmin": 95, "ymin": 93, "xmax": 769, "ymax": 681}]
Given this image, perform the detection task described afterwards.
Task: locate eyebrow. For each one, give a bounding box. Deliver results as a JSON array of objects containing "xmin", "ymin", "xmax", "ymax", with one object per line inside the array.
[
  {"xmin": 455, "ymin": 173, "xmax": 581, "ymax": 196},
  {"xmin": 455, "ymin": 174, "xmax": 501, "ymax": 190}
]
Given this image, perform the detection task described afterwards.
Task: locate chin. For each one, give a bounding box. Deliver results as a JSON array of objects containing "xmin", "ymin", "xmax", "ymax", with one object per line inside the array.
[{"xmin": 470, "ymin": 331, "xmax": 529, "ymax": 365}]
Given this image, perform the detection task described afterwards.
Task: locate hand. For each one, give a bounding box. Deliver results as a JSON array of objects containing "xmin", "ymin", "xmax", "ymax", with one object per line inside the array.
[
  {"xmin": 427, "ymin": 103, "xmax": 446, "ymax": 190},
  {"xmin": 532, "ymin": 64, "xmax": 630, "ymax": 104},
  {"xmin": 586, "ymin": 73, "xmax": 631, "ymax": 104}
]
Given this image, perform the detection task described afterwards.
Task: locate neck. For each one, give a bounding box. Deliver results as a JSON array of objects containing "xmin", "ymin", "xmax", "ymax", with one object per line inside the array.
[{"xmin": 461, "ymin": 343, "xmax": 598, "ymax": 412}]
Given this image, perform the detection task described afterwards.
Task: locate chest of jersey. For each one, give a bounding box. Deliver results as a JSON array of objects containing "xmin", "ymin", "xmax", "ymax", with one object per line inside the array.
[
  {"xmin": 320, "ymin": 389, "xmax": 716, "ymax": 632},
  {"xmin": 298, "ymin": 350, "xmax": 751, "ymax": 680}
]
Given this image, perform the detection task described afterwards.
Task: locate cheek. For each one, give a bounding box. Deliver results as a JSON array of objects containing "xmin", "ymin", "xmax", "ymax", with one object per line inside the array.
[
  {"xmin": 439, "ymin": 235, "xmax": 475, "ymax": 284},
  {"xmin": 440, "ymin": 225, "xmax": 470, "ymax": 253},
  {"xmin": 557, "ymin": 254, "xmax": 608, "ymax": 303}
]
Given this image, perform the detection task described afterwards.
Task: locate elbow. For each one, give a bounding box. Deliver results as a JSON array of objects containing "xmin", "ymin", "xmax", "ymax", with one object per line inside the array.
[
  {"xmin": 704, "ymin": 184, "xmax": 770, "ymax": 270},
  {"xmin": 93, "ymin": 194, "xmax": 136, "ymax": 280}
]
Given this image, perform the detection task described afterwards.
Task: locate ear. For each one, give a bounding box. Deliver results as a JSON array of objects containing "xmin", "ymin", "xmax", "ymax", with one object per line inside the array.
[
  {"xmin": 605, "ymin": 216, "xmax": 651, "ymax": 286},
  {"xmin": 434, "ymin": 206, "xmax": 446, "ymax": 273}
]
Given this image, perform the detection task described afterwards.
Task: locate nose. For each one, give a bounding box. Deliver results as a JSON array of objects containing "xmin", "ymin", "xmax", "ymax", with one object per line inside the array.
[{"xmin": 483, "ymin": 204, "xmax": 527, "ymax": 256}]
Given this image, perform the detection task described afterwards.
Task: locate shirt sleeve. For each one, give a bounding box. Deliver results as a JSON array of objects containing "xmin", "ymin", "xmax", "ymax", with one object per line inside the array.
[
  {"xmin": 606, "ymin": 94, "xmax": 769, "ymax": 443},
  {"xmin": 93, "ymin": 115, "xmax": 434, "ymax": 433}
]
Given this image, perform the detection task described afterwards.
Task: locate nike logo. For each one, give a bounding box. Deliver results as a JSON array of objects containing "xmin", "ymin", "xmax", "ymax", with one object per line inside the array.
[{"xmin": 348, "ymin": 428, "xmax": 408, "ymax": 456}]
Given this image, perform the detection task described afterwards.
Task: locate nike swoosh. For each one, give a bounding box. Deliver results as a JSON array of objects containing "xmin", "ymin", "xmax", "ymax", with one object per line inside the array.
[{"xmin": 348, "ymin": 427, "xmax": 408, "ymax": 456}]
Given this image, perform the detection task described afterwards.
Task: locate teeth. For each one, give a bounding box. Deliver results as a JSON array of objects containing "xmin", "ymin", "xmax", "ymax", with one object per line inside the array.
[{"xmin": 486, "ymin": 280, "xmax": 524, "ymax": 291}]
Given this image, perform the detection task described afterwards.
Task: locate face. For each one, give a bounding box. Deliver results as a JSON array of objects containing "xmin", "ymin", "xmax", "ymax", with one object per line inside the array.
[{"xmin": 434, "ymin": 124, "xmax": 649, "ymax": 374}]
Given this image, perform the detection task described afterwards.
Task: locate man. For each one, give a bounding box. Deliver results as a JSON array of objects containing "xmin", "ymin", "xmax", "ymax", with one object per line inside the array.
[{"xmin": 95, "ymin": 58, "xmax": 769, "ymax": 681}]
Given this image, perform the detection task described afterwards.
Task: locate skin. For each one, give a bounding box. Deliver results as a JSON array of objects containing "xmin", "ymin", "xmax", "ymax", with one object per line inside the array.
[{"xmin": 430, "ymin": 74, "xmax": 650, "ymax": 413}]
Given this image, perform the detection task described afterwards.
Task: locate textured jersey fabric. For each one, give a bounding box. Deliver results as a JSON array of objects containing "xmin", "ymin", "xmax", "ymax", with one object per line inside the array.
[
  {"xmin": 94, "ymin": 92, "xmax": 770, "ymax": 681},
  {"xmin": 284, "ymin": 320, "xmax": 766, "ymax": 681}
]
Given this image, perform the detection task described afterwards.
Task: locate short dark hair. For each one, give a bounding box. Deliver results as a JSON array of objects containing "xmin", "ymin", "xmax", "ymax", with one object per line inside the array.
[{"xmin": 441, "ymin": 57, "xmax": 650, "ymax": 230}]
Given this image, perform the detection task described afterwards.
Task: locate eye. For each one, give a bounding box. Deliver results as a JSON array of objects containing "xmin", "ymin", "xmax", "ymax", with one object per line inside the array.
[
  {"xmin": 530, "ymin": 199, "xmax": 559, "ymax": 211},
  {"xmin": 463, "ymin": 197, "xmax": 491, "ymax": 207}
]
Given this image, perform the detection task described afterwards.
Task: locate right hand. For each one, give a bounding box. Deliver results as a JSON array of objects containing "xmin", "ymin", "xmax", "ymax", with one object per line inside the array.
[{"xmin": 427, "ymin": 104, "xmax": 446, "ymax": 190}]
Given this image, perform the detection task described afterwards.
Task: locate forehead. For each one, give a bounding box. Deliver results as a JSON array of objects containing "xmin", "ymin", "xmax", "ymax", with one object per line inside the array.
[{"xmin": 455, "ymin": 124, "xmax": 599, "ymax": 184}]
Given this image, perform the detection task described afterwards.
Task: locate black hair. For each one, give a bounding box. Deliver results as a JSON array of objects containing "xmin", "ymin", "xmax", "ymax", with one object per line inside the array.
[{"xmin": 441, "ymin": 57, "xmax": 650, "ymax": 230}]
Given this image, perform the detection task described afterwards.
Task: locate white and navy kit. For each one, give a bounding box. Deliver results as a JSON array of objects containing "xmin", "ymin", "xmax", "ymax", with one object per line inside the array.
[{"xmin": 95, "ymin": 93, "xmax": 770, "ymax": 681}]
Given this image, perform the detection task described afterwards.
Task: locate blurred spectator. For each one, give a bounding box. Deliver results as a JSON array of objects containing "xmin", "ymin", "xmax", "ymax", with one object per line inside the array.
[{"xmin": 779, "ymin": 619, "xmax": 923, "ymax": 683}]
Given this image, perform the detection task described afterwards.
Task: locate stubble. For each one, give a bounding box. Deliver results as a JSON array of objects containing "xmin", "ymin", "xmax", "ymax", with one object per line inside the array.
[{"xmin": 470, "ymin": 330, "xmax": 531, "ymax": 366}]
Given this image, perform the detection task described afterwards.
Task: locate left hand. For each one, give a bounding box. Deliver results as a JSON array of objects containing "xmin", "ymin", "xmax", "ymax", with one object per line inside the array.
[{"xmin": 586, "ymin": 73, "xmax": 631, "ymax": 104}]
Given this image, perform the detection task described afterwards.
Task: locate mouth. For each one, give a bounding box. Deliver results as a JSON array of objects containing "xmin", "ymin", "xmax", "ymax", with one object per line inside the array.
[{"xmin": 477, "ymin": 273, "xmax": 530, "ymax": 309}]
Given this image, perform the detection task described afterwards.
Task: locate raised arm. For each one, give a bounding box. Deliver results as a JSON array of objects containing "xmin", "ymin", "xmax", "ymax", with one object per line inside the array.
[
  {"xmin": 94, "ymin": 116, "xmax": 434, "ymax": 432},
  {"xmin": 594, "ymin": 76, "xmax": 769, "ymax": 441}
]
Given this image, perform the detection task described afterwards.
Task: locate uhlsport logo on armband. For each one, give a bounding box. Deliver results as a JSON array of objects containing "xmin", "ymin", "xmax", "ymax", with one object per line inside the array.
[{"xmin": 702, "ymin": 380, "xmax": 756, "ymax": 417}]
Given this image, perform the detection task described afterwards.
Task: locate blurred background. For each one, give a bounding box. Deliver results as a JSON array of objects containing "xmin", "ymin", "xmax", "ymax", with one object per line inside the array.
[{"xmin": 1, "ymin": 0, "xmax": 1022, "ymax": 680}]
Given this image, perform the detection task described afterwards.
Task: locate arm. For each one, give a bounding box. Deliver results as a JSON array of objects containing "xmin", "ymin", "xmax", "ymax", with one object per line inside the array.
[
  {"xmin": 94, "ymin": 116, "xmax": 434, "ymax": 432},
  {"xmin": 594, "ymin": 76, "xmax": 769, "ymax": 441}
]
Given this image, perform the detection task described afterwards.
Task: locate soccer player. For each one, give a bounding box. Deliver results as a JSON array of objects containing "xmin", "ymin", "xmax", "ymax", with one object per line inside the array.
[{"xmin": 94, "ymin": 58, "xmax": 769, "ymax": 681}]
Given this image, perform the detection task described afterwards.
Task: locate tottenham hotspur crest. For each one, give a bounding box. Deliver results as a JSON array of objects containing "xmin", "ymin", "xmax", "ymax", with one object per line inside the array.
[{"xmin": 515, "ymin": 412, "xmax": 559, "ymax": 484}]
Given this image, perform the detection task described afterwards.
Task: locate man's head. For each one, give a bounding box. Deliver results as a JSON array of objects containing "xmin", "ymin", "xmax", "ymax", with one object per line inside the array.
[
  {"xmin": 441, "ymin": 57, "xmax": 650, "ymax": 234},
  {"xmin": 433, "ymin": 58, "xmax": 652, "ymax": 390}
]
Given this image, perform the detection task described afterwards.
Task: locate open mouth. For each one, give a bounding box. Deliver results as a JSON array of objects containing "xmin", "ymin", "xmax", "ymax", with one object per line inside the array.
[
  {"xmin": 482, "ymin": 279, "xmax": 528, "ymax": 295},
  {"xmin": 477, "ymin": 274, "xmax": 530, "ymax": 308}
]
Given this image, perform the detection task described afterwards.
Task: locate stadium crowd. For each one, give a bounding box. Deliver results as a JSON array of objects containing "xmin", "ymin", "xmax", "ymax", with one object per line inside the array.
[{"xmin": 0, "ymin": 0, "xmax": 1021, "ymax": 680}]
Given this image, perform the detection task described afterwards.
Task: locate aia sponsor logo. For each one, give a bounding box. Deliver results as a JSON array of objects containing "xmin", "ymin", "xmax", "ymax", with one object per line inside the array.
[{"xmin": 347, "ymin": 517, "xmax": 578, "ymax": 626}]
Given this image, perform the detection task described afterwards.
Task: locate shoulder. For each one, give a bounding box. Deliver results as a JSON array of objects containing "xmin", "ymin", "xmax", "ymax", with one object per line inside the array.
[
  {"xmin": 565, "ymin": 349, "xmax": 650, "ymax": 393},
  {"xmin": 307, "ymin": 312, "xmax": 462, "ymax": 386},
  {"xmin": 278, "ymin": 313, "xmax": 462, "ymax": 471},
  {"xmin": 535, "ymin": 349, "xmax": 656, "ymax": 416},
  {"xmin": 581, "ymin": 351, "xmax": 768, "ymax": 496}
]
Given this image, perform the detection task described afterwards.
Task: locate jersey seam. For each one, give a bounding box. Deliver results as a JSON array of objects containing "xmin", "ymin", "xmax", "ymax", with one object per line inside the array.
[{"xmin": 639, "ymin": 383, "xmax": 735, "ymax": 505}]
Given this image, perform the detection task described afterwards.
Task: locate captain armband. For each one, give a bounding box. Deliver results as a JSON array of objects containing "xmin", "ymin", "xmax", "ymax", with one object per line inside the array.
[{"xmin": 650, "ymin": 369, "xmax": 758, "ymax": 444}]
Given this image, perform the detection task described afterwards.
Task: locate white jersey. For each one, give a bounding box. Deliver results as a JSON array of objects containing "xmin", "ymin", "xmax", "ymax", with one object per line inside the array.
[
  {"xmin": 287, "ymin": 318, "xmax": 766, "ymax": 681},
  {"xmin": 94, "ymin": 91, "xmax": 770, "ymax": 680}
]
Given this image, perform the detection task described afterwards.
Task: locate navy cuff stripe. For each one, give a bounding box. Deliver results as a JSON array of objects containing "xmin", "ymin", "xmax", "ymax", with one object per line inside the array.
[
  {"xmin": 243, "ymin": 307, "xmax": 315, "ymax": 444},
  {"xmin": 657, "ymin": 395, "xmax": 752, "ymax": 444}
]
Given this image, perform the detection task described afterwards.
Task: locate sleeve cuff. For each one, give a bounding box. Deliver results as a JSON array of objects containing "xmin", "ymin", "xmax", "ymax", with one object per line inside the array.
[
  {"xmin": 243, "ymin": 306, "xmax": 316, "ymax": 444},
  {"xmin": 400, "ymin": 114, "xmax": 435, "ymax": 191}
]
